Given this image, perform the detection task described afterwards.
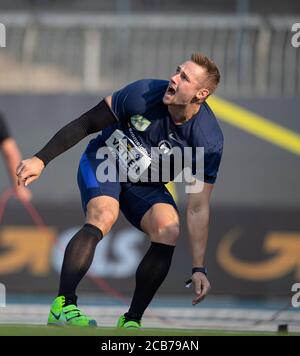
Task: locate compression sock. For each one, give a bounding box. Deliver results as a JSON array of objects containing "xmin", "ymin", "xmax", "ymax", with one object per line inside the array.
[
  {"xmin": 125, "ymin": 242, "xmax": 175, "ymax": 321},
  {"xmin": 58, "ymin": 224, "xmax": 103, "ymax": 299}
]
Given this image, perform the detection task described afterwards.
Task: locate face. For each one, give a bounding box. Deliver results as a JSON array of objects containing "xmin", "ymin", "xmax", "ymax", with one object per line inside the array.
[{"xmin": 163, "ymin": 61, "xmax": 209, "ymax": 106}]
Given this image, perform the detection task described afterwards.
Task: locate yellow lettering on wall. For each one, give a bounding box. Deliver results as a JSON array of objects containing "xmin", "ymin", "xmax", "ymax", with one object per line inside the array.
[
  {"xmin": 0, "ymin": 226, "xmax": 56, "ymax": 276},
  {"xmin": 217, "ymin": 229, "xmax": 300, "ymax": 280}
]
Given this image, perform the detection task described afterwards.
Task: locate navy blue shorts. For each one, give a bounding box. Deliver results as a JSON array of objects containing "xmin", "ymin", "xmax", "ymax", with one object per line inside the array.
[{"xmin": 77, "ymin": 152, "xmax": 178, "ymax": 232}]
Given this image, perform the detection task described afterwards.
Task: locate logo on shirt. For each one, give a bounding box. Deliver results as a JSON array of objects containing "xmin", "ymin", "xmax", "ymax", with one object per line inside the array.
[
  {"xmin": 158, "ymin": 140, "xmax": 173, "ymax": 155},
  {"xmin": 130, "ymin": 115, "xmax": 151, "ymax": 131},
  {"xmin": 168, "ymin": 133, "xmax": 182, "ymax": 145}
]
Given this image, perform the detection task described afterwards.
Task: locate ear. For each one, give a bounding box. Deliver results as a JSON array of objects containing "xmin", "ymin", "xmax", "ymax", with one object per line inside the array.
[{"xmin": 195, "ymin": 88, "xmax": 210, "ymax": 102}]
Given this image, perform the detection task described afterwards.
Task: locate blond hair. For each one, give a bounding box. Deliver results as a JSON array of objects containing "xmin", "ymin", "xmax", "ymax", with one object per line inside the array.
[{"xmin": 191, "ymin": 52, "xmax": 220, "ymax": 93}]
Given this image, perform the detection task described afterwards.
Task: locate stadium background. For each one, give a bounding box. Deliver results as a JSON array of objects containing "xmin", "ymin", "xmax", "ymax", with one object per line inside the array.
[{"xmin": 0, "ymin": 0, "xmax": 299, "ymax": 331}]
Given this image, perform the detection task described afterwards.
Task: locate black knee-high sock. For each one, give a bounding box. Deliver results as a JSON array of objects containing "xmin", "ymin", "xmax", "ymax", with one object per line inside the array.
[
  {"xmin": 126, "ymin": 242, "xmax": 175, "ymax": 321},
  {"xmin": 58, "ymin": 223, "xmax": 103, "ymax": 303}
]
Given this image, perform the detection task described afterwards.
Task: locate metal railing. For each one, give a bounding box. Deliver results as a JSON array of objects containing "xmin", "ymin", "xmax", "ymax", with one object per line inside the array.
[{"xmin": 0, "ymin": 12, "xmax": 299, "ymax": 96}]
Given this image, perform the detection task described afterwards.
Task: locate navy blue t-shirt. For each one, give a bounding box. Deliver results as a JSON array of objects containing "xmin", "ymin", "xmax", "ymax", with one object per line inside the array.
[{"xmin": 86, "ymin": 79, "xmax": 223, "ymax": 184}]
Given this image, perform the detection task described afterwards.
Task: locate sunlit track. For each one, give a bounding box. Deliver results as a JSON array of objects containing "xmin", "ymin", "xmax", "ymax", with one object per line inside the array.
[{"xmin": 0, "ymin": 304, "xmax": 299, "ymax": 333}]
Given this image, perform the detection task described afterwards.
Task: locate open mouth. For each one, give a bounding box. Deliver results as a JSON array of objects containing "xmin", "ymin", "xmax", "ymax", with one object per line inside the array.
[{"xmin": 166, "ymin": 85, "xmax": 176, "ymax": 96}]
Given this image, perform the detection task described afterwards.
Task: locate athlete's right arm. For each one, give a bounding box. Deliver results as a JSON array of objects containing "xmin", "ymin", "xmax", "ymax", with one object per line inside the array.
[{"xmin": 16, "ymin": 97, "xmax": 116, "ymax": 187}]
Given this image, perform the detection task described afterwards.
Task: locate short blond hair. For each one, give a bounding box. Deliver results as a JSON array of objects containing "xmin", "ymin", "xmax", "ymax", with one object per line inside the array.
[{"xmin": 191, "ymin": 52, "xmax": 220, "ymax": 93}]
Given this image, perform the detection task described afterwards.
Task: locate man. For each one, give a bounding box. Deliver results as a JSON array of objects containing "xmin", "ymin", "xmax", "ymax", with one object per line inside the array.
[
  {"xmin": 16, "ymin": 52, "xmax": 223, "ymax": 328},
  {"xmin": 0, "ymin": 113, "xmax": 31, "ymax": 202}
]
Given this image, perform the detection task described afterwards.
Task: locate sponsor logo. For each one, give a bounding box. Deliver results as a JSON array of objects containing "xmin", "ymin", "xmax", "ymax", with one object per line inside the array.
[
  {"xmin": 158, "ymin": 140, "xmax": 173, "ymax": 155},
  {"xmin": 51, "ymin": 311, "xmax": 61, "ymax": 320},
  {"xmin": 218, "ymin": 229, "xmax": 300, "ymax": 280},
  {"xmin": 52, "ymin": 227, "xmax": 146, "ymax": 278},
  {"xmin": 130, "ymin": 115, "xmax": 151, "ymax": 131},
  {"xmin": 168, "ymin": 133, "xmax": 182, "ymax": 145},
  {"xmin": 0, "ymin": 227, "xmax": 56, "ymax": 275},
  {"xmin": 103, "ymin": 129, "xmax": 151, "ymax": 182}
]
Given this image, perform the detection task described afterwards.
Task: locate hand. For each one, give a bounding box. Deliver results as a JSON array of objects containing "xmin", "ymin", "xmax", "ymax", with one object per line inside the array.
[
  {"xmin": 16, "ymin": 156, "xmax": 45, "ymax": 187},
  {"xmin": 191, "ymin": 272, "xmax": 211, "ymax": 305},
  {"xmin": 14, "ymin": 185, "xmax": 32, "ymax": 203}
]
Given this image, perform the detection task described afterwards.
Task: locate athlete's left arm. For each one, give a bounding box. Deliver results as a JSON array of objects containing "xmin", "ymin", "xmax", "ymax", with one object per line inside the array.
[{"xmin": 186, "ymin": 182, "xmax": 214, "ymax": 305}]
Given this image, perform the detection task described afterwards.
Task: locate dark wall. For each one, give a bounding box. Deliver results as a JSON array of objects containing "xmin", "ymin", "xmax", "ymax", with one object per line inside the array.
[{"xmin": 0, "ymin": 202, "xmax": 299, "ymax": 297}]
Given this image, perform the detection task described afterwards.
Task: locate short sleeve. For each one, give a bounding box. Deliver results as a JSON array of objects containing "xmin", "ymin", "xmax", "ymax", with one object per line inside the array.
[
  {"xmin": 111, "ymin": 79, "xmax": 155, "ymax": 122},
  {"xmin": 204, "ymin": 144, "xmax": 223, "ymax": 184},
  {"xmin": 0, "ymin": 114, "xmax": 10, "ymax": 144}
]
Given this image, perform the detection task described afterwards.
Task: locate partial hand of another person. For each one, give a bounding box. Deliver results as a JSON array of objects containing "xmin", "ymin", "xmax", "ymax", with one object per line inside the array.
[
  {"xmin": 191, "ymin": 272, "xmax": 211, "ymax": 305},
  {"xmin": 14, "ymin": 185, "xmax": 32, "ymax": 203},
  {"xmin": 16, "ymin": 156, "xmax": 45, "ymax": 187}
]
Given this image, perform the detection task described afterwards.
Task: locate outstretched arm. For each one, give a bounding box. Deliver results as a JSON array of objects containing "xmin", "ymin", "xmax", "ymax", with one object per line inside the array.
[
  {"xmin": 1, "ymin": 138, "xmax": 21, "ymax": 186},
  {"xmin": 186, "ymin": 182, "xmax": 214, "ymax": 305},
  {"xmin": 35, "ymin": 97, "xmax": 116, "ymax": 166},
  {"xmin": 17, "ymin": 97, "xmax": 117, "ymax": 186},
  {"xmin": 1, "ymin": 138, "xmax": 32, "ymax": 201}
]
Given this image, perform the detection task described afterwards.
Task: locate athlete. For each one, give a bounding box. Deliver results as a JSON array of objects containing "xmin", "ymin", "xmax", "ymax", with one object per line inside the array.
[
  {"xmin": 0, "ymin": 113, "xmax": 31, "ymax": 202},
  {"xmin": 16, "ymin": 53, "xmax": 223, "ymax": 328}
]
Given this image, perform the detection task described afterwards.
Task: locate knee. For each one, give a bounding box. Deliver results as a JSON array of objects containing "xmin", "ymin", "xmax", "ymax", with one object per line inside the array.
[
  {"xmin": 86, "ymin": 205, "xmax": 118, "ymax": 236},
  {"xmin": 152, "ymin": 223, "xmax": 180, "ymax": 246}
]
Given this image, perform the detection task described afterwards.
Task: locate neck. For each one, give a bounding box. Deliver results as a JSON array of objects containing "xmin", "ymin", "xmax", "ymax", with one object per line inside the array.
[{"xmin": 168, "ymin": 103, "xmax": 201, "ymax": 124}]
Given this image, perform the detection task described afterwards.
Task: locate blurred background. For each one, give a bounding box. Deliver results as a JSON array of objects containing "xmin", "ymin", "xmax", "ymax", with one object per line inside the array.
[{"xmin": 0, "ymin": 0, "xmax": 299, "ymax": 331}]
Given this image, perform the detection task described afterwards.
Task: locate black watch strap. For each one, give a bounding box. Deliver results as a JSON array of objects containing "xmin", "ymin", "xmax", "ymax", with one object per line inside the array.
[
  {"xmin": 185, "ymin": 267, "xmax": 208, "ymax": 288},
  {"xmin": 192, "ymin": 267, "xmax": 208, "ymax": 275}
]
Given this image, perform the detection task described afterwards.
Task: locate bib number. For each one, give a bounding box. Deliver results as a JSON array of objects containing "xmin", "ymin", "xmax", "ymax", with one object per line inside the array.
[{"xmin": 105, "ymin": 129, "xmax": 151, "ymax": 182}]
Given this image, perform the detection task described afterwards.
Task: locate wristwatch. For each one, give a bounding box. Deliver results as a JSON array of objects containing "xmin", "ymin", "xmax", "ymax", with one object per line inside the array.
[{"xmin": 192, "ymin": 267, "xmax": 208, "ymax": 276}]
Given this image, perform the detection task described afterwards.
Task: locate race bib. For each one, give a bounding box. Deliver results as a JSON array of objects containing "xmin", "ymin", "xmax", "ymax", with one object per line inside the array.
[{"xmin": 105, "ymin": 129, "xmax": 151, "ymax": 182}]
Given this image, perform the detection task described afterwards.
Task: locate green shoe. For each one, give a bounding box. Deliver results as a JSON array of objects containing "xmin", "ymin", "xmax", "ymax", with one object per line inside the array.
[
  {"xmin": 117, "ymin": 314, "xmax": 141, "ymax": 329},
  {"xmin": 47, "ymin": 296, "xmax": 97, "ymax": 327}
]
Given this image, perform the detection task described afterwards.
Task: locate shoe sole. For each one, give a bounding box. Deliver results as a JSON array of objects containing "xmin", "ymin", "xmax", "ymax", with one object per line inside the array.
[
  {"xmin": 47, "ymin": 322, "xmax": 65, "ymax": 327},
  {"xmin": 48, "ymin": 321, "xmax": 97, "ymax": 327}
]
